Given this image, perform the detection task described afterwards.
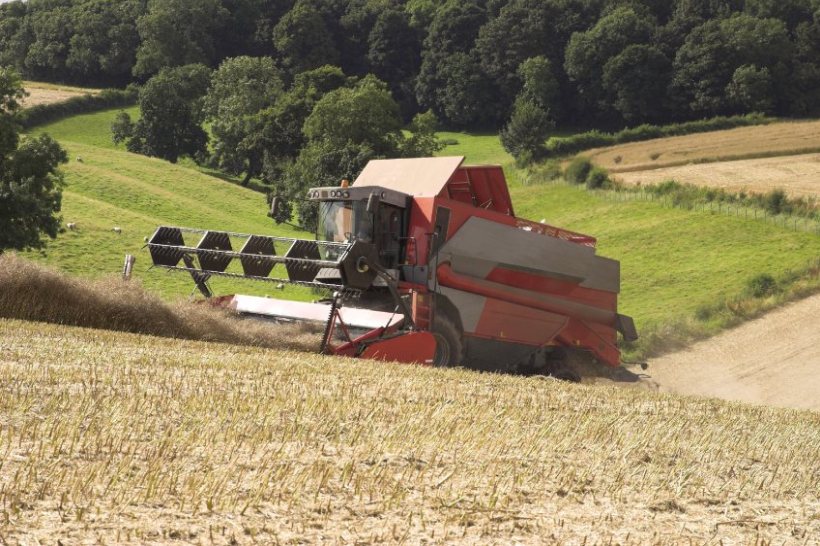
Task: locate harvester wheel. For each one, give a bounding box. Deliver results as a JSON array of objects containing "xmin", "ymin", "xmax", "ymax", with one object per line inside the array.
[{"xmin": 431, "ymin": 314, "xmax": 463, "ymax": 367}]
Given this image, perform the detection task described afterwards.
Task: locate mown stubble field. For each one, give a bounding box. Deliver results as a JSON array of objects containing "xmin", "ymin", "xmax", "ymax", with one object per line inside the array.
[
  {"xmin": 585, "ymin": 120, "xmax": 820, "ymax": 198},
  {"xmin": 20, "ymin": 82, "xmax": 100, "ymax": 108},
  {"xmin": 1, "ymin": 319, "xmax": 818, "ymax": 544}
]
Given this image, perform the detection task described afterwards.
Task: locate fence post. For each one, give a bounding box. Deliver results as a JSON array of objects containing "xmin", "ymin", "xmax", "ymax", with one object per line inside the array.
[{"xmin": 122, "ymin": 254, "xmax": 135, "ymax": 280}]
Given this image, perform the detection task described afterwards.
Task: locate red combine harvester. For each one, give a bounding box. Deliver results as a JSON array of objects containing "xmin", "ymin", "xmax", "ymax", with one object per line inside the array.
[{"xmin": 147, "ymin": 156, "xmax": 637, "ymax": 377}]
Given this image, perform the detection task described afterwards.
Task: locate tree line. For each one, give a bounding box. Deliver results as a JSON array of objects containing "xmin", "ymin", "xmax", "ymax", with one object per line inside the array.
[{"xmin": 3, "ymin": 0, "xmax": 820, "ymax": 130}]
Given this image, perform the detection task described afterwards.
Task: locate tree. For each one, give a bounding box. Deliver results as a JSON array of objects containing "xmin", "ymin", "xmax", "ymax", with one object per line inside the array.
[
  {"xmin": 204, "ymin": 56, "xmax": 284, "ymax": 185},
  {"xmin": 66, "ymin": 0, "xmax": 144, "ymax": 86},
  {"xmin": 0, "ymin": 68, "xmax": 67, "ymax": 253},
  {"xmin": 415, "ymin": 0, "xmax": 488, "ymax": 125},
  {"xmin": 602, "ymin": 44, "xmax": 672, "ymax": 122},
  {"xmin": 280, "ymin": 140, "xmax": 376, "ymax": 230},
  {"xmin": 367, "ymin": 6, "xmax": 421, "ymax": 118},
  {"xmin": 564, "ymin": 6, "xmax": 656, "ymax": 117},
  {"xmin": 399, "ymin": 110, "xmax": 445, "ymax": 158},
  {"xmin": 500, "ymin": 98, "xmax": 553, "ymax": 164},
  {"xmin": 279, "ymin": 74, "xmax": 441, "ymax": 230},
  {"xmin": 744, "ymin": 0, "xmax": 814, "ymax": 30},
  {"xmin": 427, "ymin": 51, "xmax": 496, "ymax": 128},
  {"xmin": 516, "ymin": 56, "xmax": 559, "ymax": 112},
  {"xmin": 258, "ymin": 65, "xmax": 351, "ymax": 176},
  {"xmin": 788, "ymin": 8, "xmax": 820, "ymax": 115},
  {"xmin": 0, "ymin": 2, "xmax": 31, "ymax": 74},
  {"xmin": 133, "ymin": 0, "xmax": 228, "ymax": 78},
  {"xmin": 303, "ymin": 75, "xmax": 403, "ymax": 156},
  {"xmin": 473, "ymin": 0, "xmax": 595, "ymax": 112},
  {"xmin": 273, "ymin": 0, "xmax": 339, "ymax": 75},
  {"xmin": 119, "ymin": 64, "xmax": 211, "ymax": 163},
  {"xmin": 339, "ymin": 0, "xmax": 383, "ymax": 77},
  {"xmin": 110, "ymin": 111, "xmax": 134, "ymax": 145},
  {"xmin": 24, "ymin": 5, "xmax": 74, "ymax": 82},
  {"xmin": 726, "ymin": 65, "xmax": 775, "ymax": 113},
  {"xmin": 672, "ymin": 14, "xmax": 791, "ymax": 116}
]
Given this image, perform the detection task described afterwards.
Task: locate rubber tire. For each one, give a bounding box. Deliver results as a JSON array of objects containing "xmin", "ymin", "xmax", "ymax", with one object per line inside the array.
[{"xmin": 431, "ymin": 314, "xmax": 464, "ymax": 367}]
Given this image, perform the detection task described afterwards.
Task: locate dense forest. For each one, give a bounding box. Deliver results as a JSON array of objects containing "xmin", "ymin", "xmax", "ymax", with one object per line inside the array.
[
  {"xmin": 3, "ymin": 0, "xmax": 820, "ymax": 129},
  {"xmin": 5, "ymin": 0, "xmax": 820, "ymax": 230}
]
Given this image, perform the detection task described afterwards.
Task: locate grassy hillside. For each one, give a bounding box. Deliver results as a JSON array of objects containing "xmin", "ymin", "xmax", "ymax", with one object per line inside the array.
[
  {"xmin": 29, "ymin": 108, "xmax": 312, "ymax": 300},
  {"xmin": 1, "ymin": 318, "xmax": 818, "ymax": 544},
  {"xmin": 514, "ymin": 185, "xmax": 820, "ymax": 326}
]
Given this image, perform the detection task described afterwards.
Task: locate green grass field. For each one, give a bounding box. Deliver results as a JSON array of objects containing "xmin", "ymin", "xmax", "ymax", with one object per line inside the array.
[
  {"xmin": 23, "ymin": 109, "xmax": 820, "ymax": 353},
  {"xmin": 28, "ymin": 108, "xmax": 312, "ymax": 300}
]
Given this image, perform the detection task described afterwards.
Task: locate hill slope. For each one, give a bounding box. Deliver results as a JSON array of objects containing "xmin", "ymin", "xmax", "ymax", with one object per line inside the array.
[
  {"xmin": 29, "ymin": 108, "xmax": 309, "ymax": 299},
  {"xmin": 1, "ymin": 318, "xmax": 818, "ymax": 544},
  {"xmin": 22, "ymin": 114, "xmax": 820, "ymax": 348},
  {"xmin": 583, "ymin": 119, "xmax": 820, "ymax": 197}
]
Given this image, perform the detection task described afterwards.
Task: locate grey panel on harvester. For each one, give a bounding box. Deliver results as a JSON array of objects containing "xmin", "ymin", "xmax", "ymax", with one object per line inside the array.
[{"xmin": 438, "ymin": 216, "xmax": 621, "ymax": 293}]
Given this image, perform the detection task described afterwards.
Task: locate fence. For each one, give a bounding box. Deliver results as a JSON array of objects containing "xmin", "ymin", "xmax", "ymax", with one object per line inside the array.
[{"xmin": 596, "ymin": 188, "xmax": 820, "ymax": 235}]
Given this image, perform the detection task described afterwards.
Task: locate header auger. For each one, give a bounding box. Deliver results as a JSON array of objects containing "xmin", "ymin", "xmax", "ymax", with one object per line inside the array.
[{"xmin": 146, "ymin": 156, "xmax": 637, "ymax": 378}]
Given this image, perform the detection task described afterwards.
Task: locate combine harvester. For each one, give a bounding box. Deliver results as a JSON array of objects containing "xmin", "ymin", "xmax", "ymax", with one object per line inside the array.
[{"xmin": 146, "ymin": 157, "xmax": 637, "ymax": 378}]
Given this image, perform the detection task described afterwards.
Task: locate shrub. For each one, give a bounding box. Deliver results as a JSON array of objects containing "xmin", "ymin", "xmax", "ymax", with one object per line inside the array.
[
  {"xmin": 747, "ymin": 273, "xmax": 777, "ymax": 298},
  {"xmin": 564, "ymin": 157, "xmax": 592, "ymax": 184},
  {"xmin": 546, "ymin": 130, "xmax": 613, "ymax": 156},
  {"xmin": 543, "ymin": 113, "xmax": 773, "ymax": 157},
  {"xmin": 585, "ymin": 166, "xmax": 610, "ymax": 189},
  {"xmin": 763, "ymin": 189, "xmax": 788, "ymax": 215},
  {"xmin": 529, "ymin": 159, "xmax": 562, "ymax": 183},
  {"xmin": 18, "ymin": 86, "xmax": 139, "ymax": 129},
  {"xmin": 500, "ymin": 98, "xmax": 553, "ymax": 164}
]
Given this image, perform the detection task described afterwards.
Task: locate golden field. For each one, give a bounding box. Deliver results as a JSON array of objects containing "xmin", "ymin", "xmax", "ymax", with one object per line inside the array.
[
  {"xmin": 615, "ymin": 152, "xmax": 820, "ymax": 198},
  {"xmin": 1, "ymin": 318, "xmax": 818, "ymax": 545},
  {"xmin": 586, "ymin": 120, "xmax": 820, "ymax": 197},
  {"xmin": 20, "ymin": 81, "xmax": 100, "ymax": 108}
]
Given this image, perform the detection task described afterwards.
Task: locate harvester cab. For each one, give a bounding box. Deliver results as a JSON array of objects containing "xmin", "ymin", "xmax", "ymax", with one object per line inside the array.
[{"xmin": 145, "ymin": 156, "xmax": 637, "ymax": 377}]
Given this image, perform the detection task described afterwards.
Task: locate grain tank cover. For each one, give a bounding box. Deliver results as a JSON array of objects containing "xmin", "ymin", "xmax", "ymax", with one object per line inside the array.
[{"xmin": 352, "ymin": 156, "xmax": 465, "ymax": 197}]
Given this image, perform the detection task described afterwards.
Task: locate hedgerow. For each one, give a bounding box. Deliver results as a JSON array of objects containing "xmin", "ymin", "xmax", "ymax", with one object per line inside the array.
[{"xmin": 545, "ymin": 113, "xmax": 773, "ymax": 157}]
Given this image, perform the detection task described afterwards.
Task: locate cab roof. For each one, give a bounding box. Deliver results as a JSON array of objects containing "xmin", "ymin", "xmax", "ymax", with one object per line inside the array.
[{"xmin": 352, "ymin": 156, "xmax": 465, "ymax": 197}]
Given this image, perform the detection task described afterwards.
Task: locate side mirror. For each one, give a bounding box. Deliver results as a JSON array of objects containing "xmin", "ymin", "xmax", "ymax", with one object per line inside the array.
[{"xmin": 366, "ymin": 192, "xmax": 381, "ymax": 215}]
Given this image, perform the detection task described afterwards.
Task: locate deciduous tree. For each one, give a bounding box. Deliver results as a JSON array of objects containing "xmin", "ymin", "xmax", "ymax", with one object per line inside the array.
[
  {"xmin": 0, "ymin": 68, "xmax": 67, "ymax": 253},
  {"xmin": 204, "ymin": 56, "xmax": 284, "ymax": 185},
  {"xmin": 119, "ymin": 64, "xmax": 211, "ymax": 163}
]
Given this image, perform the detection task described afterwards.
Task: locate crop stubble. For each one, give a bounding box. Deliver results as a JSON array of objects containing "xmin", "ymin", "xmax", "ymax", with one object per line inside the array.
[
  {"xmin": 586, "ymin": 120, "xmax": 820, "ymax": 197},
  {"xmin": 0, "ymin": 319, "xmax": 818, "ymax": 544}
]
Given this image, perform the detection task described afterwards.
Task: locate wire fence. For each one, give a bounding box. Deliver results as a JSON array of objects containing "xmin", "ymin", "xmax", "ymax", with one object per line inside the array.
[{"xmin": 596, "ymin": 188, "xmax": 820, "ymax": 235}]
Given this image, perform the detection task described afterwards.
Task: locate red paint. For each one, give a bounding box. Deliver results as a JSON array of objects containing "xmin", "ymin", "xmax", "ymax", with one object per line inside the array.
[
  {"xmin": 359, "ymin": 331, "xmax": 437, "ymax": 364},
  {"xmin": 474, "ymin": 298, "xmax": 568, "ymax": 345},
  {"xmin": 436, "ymin": 262, "xmax": 621, "ymax": 367},
  {"xmin": 485, "ymin": 267, "xmax": 617, "ymax": 310}
]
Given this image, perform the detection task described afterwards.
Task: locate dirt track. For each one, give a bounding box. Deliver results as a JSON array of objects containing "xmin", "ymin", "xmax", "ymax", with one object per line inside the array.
[{"xmin": 647, "ymin": 294, "xmax": 820, "ymax": 411}]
